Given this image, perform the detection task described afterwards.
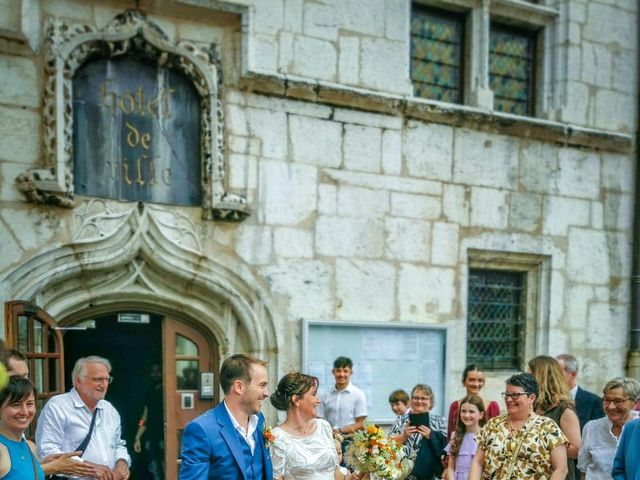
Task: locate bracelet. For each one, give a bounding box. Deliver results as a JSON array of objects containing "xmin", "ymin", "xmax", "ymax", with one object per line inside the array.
[{"xmin": 138, "ymin": 419, "xmax": 146, "ymax": 427}]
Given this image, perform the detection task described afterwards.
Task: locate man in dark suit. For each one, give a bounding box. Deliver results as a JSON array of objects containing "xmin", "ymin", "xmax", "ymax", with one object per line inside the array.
[
  {"xmin": 556, "ymin": 353, "xmax": 605, "ymax": 431},
  {"xmin": 180, "ymin": 354, "xmax": 273, "ymax": 480}
]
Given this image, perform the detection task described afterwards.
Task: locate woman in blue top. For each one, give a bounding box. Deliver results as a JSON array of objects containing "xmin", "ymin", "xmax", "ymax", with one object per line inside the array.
[{"xmin": 0, "ymin": 377, "xmax": 44, "ymax": 479}]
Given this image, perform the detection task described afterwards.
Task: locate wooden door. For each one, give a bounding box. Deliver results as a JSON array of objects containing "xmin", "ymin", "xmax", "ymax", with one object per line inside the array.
[{"xmin": 163, "ymin": 317, "xmax": 218, "ymax": 480}]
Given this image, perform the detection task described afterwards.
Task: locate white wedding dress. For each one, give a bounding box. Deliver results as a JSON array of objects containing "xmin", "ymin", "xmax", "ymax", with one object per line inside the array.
[{"xmin": 271, "ymin": 418, "xmax": 339, "ymax": 480}]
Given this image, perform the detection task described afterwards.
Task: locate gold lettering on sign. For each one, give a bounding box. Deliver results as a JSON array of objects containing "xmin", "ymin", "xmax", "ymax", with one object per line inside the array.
[{"xmin": 100, "ymin": 79, "xmax": 178, "ymax": 189}]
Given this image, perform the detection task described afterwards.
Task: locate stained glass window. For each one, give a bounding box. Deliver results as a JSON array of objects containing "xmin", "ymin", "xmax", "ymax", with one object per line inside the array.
[
  {"xmin": 467, "ymin": 269, "xmax": 526, "ymax": 370},
  {"xmin": 489, "ymin": 25, "xmax": 536, "ymax": 116},
  {"xmin": 411, "ymin": 7, "xmax": 464, "ymax": 103}
]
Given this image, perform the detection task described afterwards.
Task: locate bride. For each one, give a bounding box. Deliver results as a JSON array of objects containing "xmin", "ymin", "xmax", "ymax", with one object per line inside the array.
[{"xmin": 270, "ymin": 372, "xmax": 363, "ymax": 480}]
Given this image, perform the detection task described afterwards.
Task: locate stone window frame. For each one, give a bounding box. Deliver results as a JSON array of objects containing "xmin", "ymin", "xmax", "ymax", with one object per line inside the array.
[
  {"xmin": 15, "ymin": 10, "xmax": 249, "ymax": 221},
  {"xmin": 466, "ymin": 250, "xmax": 551, "ymax": 371},
  {"xmin": 412, "ymin": 0, "xmax": 558, "ymax": 117}
]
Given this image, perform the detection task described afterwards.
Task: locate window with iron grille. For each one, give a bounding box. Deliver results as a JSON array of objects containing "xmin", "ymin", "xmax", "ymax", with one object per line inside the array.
[
  {"xmin": 410, "ymin": 6, "xmax": 465, "ymax": 104},
  {"xmin": 489, "ymin": 25, "xmax": 537, "ymax": 116},
  {"xmin": 467, "ymin": 269, "xmax": 526, "ymax": 370}
]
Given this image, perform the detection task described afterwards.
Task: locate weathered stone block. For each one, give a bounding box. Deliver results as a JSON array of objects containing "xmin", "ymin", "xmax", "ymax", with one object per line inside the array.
[
  {"xmin": 431, "ymin": 222, "xmax": 459, "ymax": 266},
  {"xmin": 343, "ymin": 125, "xmax": 382, "ymax": 173},
  {"xmin": 1, "ymin": 207, "xmax": 59, "ymax": 251},
  {"xmin": 390, "ymin": 192, "xmax": 441, "ymax": 219},
  {"xmin": 226, "ymin": 104, "xmax": 249, "ymax": 136},
  {"xmin": 262, "ymin": 259, "xmax": 334, "ymax": 319},
  {"xmin": 338, "ymin": 185, "xmax": 389, "ymax": 219},
  {"xmin": 338, "ymin": 0, "xmax": 385, "ymax": 36},
  {"xmin": 404, "ymin": 122, "xmax": 453, "ymax": 181},
  {"xmin": 274, "ymin": 227, "xmax": 313, "ymax": 258},
  {"xmin": 318, "ymin": 184, "xmax": 337, "ymax": 215},
  {"xmin": 556, "ymin": 148, "xmax": 600, "ymax": 199},
  {"xmin": 0, "ymin": 106, "xmax": 39, "ymax": 163},
  {"xmin": 253, "ymin": 0, "xmax": 284, "ymax": 34},
  {"xmin": 594, "ymin": 90, "xmax": 635, "ymax": 132},
  {"xmin": 519, "ymin": 140, "xmax": 559, "ymax": 194},
  {"xmin": 454, "ymin": 129, "xmax": 518, "ymax": 189},
  {"xmin": 293, "ymin": 35, "xmax": 337, "ymax": 81},
  {"xmin": 0, "ymin": 222, "xmax": 21, "ymax": 271},
  {"xmin": 248, "ymin": 108, "xmax": 288, "ymax": 159},
  {"xmin": 316, "ymin": 216, "xmax": 384, "ymax": 258},
  {"xmin": 334, "ymin": 109, "xmax": 402, "ymax": 130},
  {"xmin": 253, "ymin": 34, "xmax": 279, "ymax": 73},
  {"xmin": 567, "ymin": 228, "xmax": 610, "ymax": 284},
  {"xmin": 510, "ymin": 192, "xmax": 541, "ymax": 233},
  {"xmin": 360, "ymin": 38, "xmax": 410, "ymax": 94},
  {"xmin": 581, "ymin": 41, "xmax": 612, "ymax": 87},
  {"xmin": 235, "ymin": 225, "xmax": 272, "ymax": 265},
  {"xmin": 601, "ymin": 153, "xmax": 633, "ymax": 193},
  {"xmin": 607, "ymin": 232, "xmax": 632, "ymax": 278},
  {"xmin": 398, "ymin": 264, "xmax": 455, "ymax": 319},
  {"xmin": 323, "ymin": 169, "xmax": 441, "ymax": 195},
  {"xmin": 338, "ymin": 35, "xmax": 359, "ymax": 85},
  {"xmin": 382, "ymin": 130, "xmax": 402, "ymax": 175},
  {"xmin": 611, "ymin": 48, "xmax": 636, "ymax": 95},
  {"xmin": 470, "ymin": 187, "xmax": 508, "ymax": 229},
  {"xmin": 542, "ymin": 196, "xmax": 590, "ymax": 236},
  {"xmin": 303, "ymin": 1, "xmax": 338, "ymax": 40},
  {"xmin": 43, "ymin": 0, "xmax": 92, "ymax": 21},
  {"xmin": 558, "ymin": 81, "xmax": 590, "ymax": 126},
  {"xmin": 336, "ymin": 258, "xmax": 395, "ymax": 321},
  {"xmin": 385, "ymin": 0, "xmax": 407, "ymax": 41},
  {"xmin": 259, "ymin": 160, "xmax": 317, "ymax": 225},
  {"xmin": 385, "ymin": 217, "xmax": 430, "ymax": 262},
  {"xmin": 290, "ymin": 115, "xmax": 342, "ymax": 167},
  {"xmin": 0, "ymin": 57, "xmax": 38, "ymax": 108},
  {"xmin": 278, "ymin": 31, "xmax": 294, "ymax": 73},
  {"xmin": 591, "ymin": 201, "xmax": 603, "ymax": 230},
  {"xmin": 586, "ymin": 302, "xmax": 628, "ymax": 350},
  {"xmin": 604, "ymin": 193, "xmax": 633, "ymax": 232},
  {"xmin": 584, "ymin": 2, "xmax": 635, "ymax": 50},
  {"xmin": 443, "ymin": 184, "xmax": 469, "ymax": 226},
  {"xmin": 228, "ymin": 153, "xmax": 258, "ymax": 190},
  {"xmin": 284, "ymin": 0, "xmax": 303, "ymax": 33}
]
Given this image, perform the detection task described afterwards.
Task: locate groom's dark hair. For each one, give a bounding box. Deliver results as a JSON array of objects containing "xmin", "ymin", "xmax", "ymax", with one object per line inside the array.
[{"xmin": 220, "ymin": 354, "xmax": 267, "ymax": 394}]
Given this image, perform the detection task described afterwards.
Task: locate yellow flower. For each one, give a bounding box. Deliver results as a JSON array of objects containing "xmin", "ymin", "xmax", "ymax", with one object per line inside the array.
[{"xmin": 367, "ymin": 424, "xmax": 378, "ymax": 435}]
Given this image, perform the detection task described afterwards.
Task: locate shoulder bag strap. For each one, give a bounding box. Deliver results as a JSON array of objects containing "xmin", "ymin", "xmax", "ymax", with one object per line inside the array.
[
  {"xmin": 504, "ymin": 415, "xmax": 536, "ymax": 479},
  {"xmin": 76, "ymin": 408, "xmax": 99, "ymax": 454}
]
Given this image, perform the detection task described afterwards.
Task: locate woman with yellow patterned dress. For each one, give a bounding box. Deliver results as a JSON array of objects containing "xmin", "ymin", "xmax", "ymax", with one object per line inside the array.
[{"xmin": 468, "ymin": 373, "xmax": 569, "ymax": 480}]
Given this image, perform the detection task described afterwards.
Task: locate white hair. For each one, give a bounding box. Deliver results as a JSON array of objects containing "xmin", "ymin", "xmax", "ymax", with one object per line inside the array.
[{"xmin": 72, "ymin": 356, "xmax": 112, "ymax": 381}]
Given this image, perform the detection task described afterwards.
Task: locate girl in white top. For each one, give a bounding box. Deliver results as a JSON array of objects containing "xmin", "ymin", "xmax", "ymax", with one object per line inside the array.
[{"xmin": 269, "ymin": 372, "xmax": 363, "ymax": 480}]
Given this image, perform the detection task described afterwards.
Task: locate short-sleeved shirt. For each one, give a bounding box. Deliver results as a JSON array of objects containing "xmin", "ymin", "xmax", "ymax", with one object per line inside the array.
[
  {"xmin": 318, "ymin": 383, "xmax": 367, "ymax": 429},
  {"xmin": 476, "ymin": 414, "xmax": 568, "ymax": 480}
]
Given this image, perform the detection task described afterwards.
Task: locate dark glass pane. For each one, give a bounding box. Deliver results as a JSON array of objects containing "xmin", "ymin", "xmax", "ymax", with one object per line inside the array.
[
  {"xmin": 48, "ymin": 327, "xmax": 57, "ymax": 354},
  {"xmin": 489, "ymin": 26, "xmax": 535, "ymax": 116},
  {"xmin": 411, "ymin": 8, "xmax": 464, "ymax": 103},
  {"xmin": 18, "ymin": 315, "xmax": 28, "ymax": 352},
  {"xmin": 467, "ymin": 269, "xmax": 526, "ymax": 370},
  {"xmin": 34, "ymin": 321, "xmax": 44, "ymax": 353},
  {"xmin": 34, "ymin": 359, "xmax": 44, "ymax": 392},
  {"xmin": 48, "ymin": 358, "xmax": 59, "ymax": 393},
  {"xmin": 176, "ymin": 360, "xmax": 199, "ymax": 390}
]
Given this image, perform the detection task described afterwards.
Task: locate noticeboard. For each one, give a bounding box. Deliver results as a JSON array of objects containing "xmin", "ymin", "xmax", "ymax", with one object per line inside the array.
[{"xmin": 302, "ymin": 321, "xmax": 448, "ymax": 424}]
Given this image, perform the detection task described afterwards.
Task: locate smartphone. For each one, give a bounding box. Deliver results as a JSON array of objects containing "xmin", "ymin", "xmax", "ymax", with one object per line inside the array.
[{"xmin": 408, "ymin": 412, "xmax": 430, "ymax": 428}]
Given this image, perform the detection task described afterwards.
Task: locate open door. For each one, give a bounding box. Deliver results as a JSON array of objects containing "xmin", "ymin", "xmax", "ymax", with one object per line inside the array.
[
  {"xmin": 4, "ymin": 301, "xmax": 65, "ymax": 437},
  {"xmin": 163, "ymin": 317, "xmax": 218, "ymax": 480}
]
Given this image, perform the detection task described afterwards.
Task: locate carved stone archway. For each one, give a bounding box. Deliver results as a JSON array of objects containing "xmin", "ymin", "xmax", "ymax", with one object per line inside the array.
[
  {"xmin": 1, "ymin": 199, "xmax": 278, "ymax": 360},
  {"xmin": 16, "ymin": 10, "xmax": 248, "ymax": 220}
]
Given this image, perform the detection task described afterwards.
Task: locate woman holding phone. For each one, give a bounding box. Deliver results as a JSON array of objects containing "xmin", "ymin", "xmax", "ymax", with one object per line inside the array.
[{"xmin": 389, "ymin": 384, "xmax": 447, "ymax": 479}]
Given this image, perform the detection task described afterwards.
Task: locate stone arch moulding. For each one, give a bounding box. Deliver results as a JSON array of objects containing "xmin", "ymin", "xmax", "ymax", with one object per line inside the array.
[
  {"xmin": 16, "ymin": 9, "xmax": 249, "ymax": 221},
  {"xmin": 1, "ymin": 199, "xmax": 277, "ymax": 359}
]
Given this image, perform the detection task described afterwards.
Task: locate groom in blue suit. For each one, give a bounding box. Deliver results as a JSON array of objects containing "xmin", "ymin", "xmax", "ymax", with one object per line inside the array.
[{"xmin": 180, "ymin": 354, "xmax": 273, "ymax": 480}]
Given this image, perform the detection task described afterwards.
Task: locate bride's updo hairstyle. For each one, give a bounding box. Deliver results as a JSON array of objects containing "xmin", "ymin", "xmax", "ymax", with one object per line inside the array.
[{"xmin": 270, "ymin": 372, "xmax": 318, "ymax": 411}]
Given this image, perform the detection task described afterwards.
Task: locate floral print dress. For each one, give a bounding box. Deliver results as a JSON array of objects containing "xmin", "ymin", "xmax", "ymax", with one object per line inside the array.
[{"xmin": 476, "ymin": 414, "xmax": 568, "ymax": 480}]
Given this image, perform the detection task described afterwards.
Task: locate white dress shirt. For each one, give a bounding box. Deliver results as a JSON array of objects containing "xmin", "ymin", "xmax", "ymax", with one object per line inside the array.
[
  {"xmin": 578, "ymin": 412, "xmax": 639, "ymax": 480},
  {"xmin": 224, "ymin": 400, "xmax": 258, "ymax": 454},
  {"xmin": 36, "ymin": 388, "xmax": 131, "ymax": 479},
  {"xmin": 318, "ymin": 382, "xmax": 367, "ymax": 429}
]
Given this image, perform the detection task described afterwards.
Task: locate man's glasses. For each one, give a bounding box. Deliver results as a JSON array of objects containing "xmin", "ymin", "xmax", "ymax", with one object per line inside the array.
[
  {"xmin": 603, "ymin": 397, "xmax": 631, "ymax": 407},
  {"xmin": 501, "ymin": 392, "xmax": 531, "ymax": 400},
  {"xmin": 83, "ymin": 376, "xmax": 114, "ymax": 384}
]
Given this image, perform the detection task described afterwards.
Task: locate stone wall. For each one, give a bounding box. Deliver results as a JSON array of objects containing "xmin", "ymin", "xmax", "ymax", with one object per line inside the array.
[{"xmin": 0, "ymin": 0, "xmax": 637, "ymax": 401}]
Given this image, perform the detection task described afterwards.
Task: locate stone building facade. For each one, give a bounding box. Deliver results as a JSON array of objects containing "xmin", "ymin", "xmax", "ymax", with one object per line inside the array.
[{"xmin": 0, "ymin": 0, "xmax": 637, "ymax": 474}]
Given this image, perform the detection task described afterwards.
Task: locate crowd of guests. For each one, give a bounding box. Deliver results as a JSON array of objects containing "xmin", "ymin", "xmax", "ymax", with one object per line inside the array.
[{"xmin": 0, "ymin": 340, "xmax": 638, "ymax": 480}]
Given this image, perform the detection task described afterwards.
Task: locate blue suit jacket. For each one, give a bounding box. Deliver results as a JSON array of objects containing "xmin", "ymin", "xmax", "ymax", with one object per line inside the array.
[{"xmin": 179, "ymin": 402, "xmax": 273, "ymax": 480}]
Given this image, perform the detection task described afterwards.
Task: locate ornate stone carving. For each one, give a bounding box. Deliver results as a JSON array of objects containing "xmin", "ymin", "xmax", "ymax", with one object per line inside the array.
[{"xmin": 18, "ymin": 10, "xmax": 249, "ymax": 221}]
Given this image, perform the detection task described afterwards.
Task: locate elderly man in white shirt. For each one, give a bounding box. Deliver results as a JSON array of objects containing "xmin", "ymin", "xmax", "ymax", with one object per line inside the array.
[
  {"xmin": 36, "ymin": 355, "xmax": 131, "ymax": 480},
  {"xmin": 318, "ymin": 356, "xmax": 367, "ymax": 436}
]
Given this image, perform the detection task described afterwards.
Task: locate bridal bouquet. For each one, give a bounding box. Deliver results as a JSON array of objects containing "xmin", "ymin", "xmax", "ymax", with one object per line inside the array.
[{"xmin": 344, "ymin": 424, "xmax": 413, "ymax": 480}]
